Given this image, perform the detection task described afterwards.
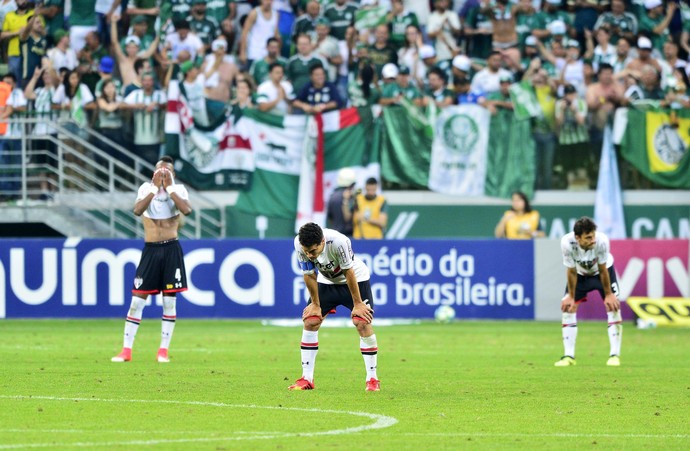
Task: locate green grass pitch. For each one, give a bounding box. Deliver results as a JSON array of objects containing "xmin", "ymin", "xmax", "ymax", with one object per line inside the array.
[{"xmin": 0, "ymin": 319, "xmax": 688, "ymax": 450}]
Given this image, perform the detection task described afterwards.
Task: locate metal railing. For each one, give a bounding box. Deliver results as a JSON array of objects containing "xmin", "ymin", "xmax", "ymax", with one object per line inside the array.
[{"xmin": 0, "ymin": 117, "xmax": 225, "ymax": 238}]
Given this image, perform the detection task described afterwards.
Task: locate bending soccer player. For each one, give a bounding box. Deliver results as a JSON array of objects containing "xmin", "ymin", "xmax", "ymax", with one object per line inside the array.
[
  {"xmin": 555, "ymin": 216, "xmax": 623, "ymax": 367},
  {"xmin": 112, "ymin": 156, "xmax": 192, "ymax": 363},
  {"xmin": 289, "ymin": 222, "xmax": 381, "ymax": 391}
]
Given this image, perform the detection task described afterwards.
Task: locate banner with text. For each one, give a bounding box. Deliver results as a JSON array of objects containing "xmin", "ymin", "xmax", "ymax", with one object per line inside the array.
[{"xmin": 0, "ymin": 239, "xmax": 534, "ymax": 320}]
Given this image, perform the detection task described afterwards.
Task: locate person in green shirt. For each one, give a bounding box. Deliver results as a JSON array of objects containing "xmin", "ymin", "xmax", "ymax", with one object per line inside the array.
[
  {"xmin": 249, "ymin": 37, "xmax": 288, "ymax": 85},
  {"xmin": 423, "ymin": 67, "xmax": 454, "ymax": 109},
  {"xmin": 347, "ymin": 60, "xmax": 380, "ymax": 107},
  {"xmin": 286, "ymin": 33, "xmax": 328, "ymax": 94},
  {"xmin": 293, "ymin": 0, "xmax": 321, "ymax": 41},
  {"xmin": 555, "ymin": 83, "xmax": 590, "ymax": 188},
  {"xmin": 533, "ymin": 1, "xmax": 572, "ymax": 45},
  {"xmin": 323, "ymin": 0, "xmax": 358, "ymax": 41},
  {"xmin": 36, "ymin": 0, "xmax": 64, "ymax": 46},
  {"xmin": 380, "ymin": 64, "xmax": 422, "ymax": 106},
  {"xmin": 387, "ymin": 0, "xmax": 419, "ymax": 51},
  {"xmin": 638, "ymin": 0, "xmax": 676, "ymax": 55}
]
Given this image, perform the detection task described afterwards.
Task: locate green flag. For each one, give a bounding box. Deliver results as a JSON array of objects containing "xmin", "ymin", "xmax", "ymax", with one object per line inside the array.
[
  {"xmin": 510, "ymin": 82, "xmax": 541, "ymax": 121},
  {"xmin": 484, "ymin": 103, "xmax": 536, "ymax": 199},
  {"xmin": 380, "ymin": 105, "xmax": 432, "ymax": 188},
  {"xmin": 619, "ymin": 108, "xmax": 690, "ymax": 188},
  {"xmin": 355, "ymin": 6, "xmax": 389, "ymax": 31}
]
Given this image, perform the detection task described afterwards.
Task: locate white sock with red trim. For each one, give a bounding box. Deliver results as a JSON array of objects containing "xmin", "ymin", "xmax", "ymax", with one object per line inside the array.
[
  {"xmin": 360, "ymin": 334, "xmax": 378, "ymax": 380},
  {"xmin": 160, "ymin": 296, "xmax": 177, "ymax": 350},
  {"xmin": 123, "ymin": 297, "xmax": 146, "ymax": 349},
  {"xmin": 607, "ymin": 311, "xmax": 622, "ymax": 356},
  {"xmin": 300, "ymin": 330, "xmax": 318, "ymax": 382},
  {"xmin": 562, "ymin": 312, "xmax": 577, "ymax": 358}
]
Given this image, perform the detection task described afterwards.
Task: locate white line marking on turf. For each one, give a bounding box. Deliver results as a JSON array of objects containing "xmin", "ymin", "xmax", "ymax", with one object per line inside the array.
[
  {"xmin": 0, "ymin": 396, "xmax": 398, "ymax": 449},
  {"xmin": 399, "ymin": 432, "xmax": 690, "ymax": 439}
]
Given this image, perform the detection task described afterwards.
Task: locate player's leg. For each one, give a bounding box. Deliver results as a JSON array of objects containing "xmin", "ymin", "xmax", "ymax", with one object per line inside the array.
[
  {"xmin": 604, "ymin": 267, "xmax": 622, "ymax": 366},
  {"xmin": 289, "ymin": 284, "xmax": 334, "ymax": 390},
  {"xmin": 555, "ymin": 278, "xmax": 587, "ymax": 367},
  {"xmin": 351, "ymin": 282, "xmax": 379, "ymax": 390},
  {"xmin": 157, "ymin": 241, "xmax": 187, "ymax": 363},
  {"xmin": 112, "ymin": 294, "xmax": 148, "ymax": 362}
]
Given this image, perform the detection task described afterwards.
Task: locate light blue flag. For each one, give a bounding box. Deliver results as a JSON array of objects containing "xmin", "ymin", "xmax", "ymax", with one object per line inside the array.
[{"xmin": 594, "ymin": 126, "xmax": 627, "ymax": 238}]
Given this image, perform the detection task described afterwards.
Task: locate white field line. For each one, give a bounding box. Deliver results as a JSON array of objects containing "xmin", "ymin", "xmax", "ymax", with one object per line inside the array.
[
  {"xmin": 0, "ymin": 395, "xmax": 398, "ymax": 449},
  {"xmin": 397, "ymin": 432, "xmax": 690, "ymax": 439}
]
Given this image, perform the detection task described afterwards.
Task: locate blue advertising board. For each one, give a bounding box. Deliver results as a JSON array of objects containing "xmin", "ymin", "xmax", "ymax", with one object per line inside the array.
[{"xmin": 0, "ymin": 239, "xmax": 534, "ymax": 319}]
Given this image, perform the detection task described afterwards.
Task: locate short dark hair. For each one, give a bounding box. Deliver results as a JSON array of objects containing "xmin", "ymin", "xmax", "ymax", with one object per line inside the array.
[
  {"xmin": 310, "ymin": 64, "xmax": 325, "ymax": 75},
  {"xmin": 298, "ymin": 222, "xmax": 324, "ymax": 247},
  {"xmin": 574, "ymin": 216, "xmax": 597, "ymax": 236},
  {"xmin": 268, "ymin": 62, "xmax": 284, "ymax": 72},
  {"xmin": 428, "ymin": 67, "xmax": 447, "ymax": 83},
  {"xmin": 159, "ymin": 155, "xmax": 174, "ymax": 165},
  {"xmin": 174, "ymin": 19, "xmax": 190, "ymax": 30},
  {"xmin": 2, "ymin": 73, "xmax": 16, "ymax": 82},
  {"xmin": 365, "ymin": 177, "xmax": 378, "ymax": 185},
  {"xmin": 266, "ymin": 37, "xmax": 279, "ymax": 47},
  {"xmin": 598, "ymin": 63, "xmax": 614, "ymax": 74}
]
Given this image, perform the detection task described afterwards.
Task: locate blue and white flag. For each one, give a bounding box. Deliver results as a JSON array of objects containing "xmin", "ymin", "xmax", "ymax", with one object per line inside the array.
[{"xmin": 594, "ymin": 126, "xmax": 627, "ymax": 238}]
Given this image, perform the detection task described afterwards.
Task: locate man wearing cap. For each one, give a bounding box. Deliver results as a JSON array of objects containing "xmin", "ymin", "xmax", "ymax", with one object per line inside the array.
[
  {"xmin": 249, "ymin": 37, "xmax": 287, "ymax": 85},
  {"xmin": 419, "ymin": 44, "xmax": 453, "ymax": 88},
  {"xmin": 560, "ymin": 39, "xmax": 585, "ymax": 96},
  {"xmin": 187, "ymin": 0, "xmax": 219, "ymax": 50},
  {"xmin": 380, "ymin": 64, "xmax": 423, "ymax": 106},
  {"xmin": 179, "ymin": 60, "xmax": 211, "ymax": 126},
  {"xmin": 1, "ymin": 0, "xmax": 35, "ymax": 82},
  {"xmin": 326, "ymin": 167, "xmax": 356, "ymax": 237},
  {"xmin": 19, "ymin": 14, "xmax": 47, "ymax": 88},
  {"xmin": 388, "ymin": 0, "xmax": 419, "ymax": 51},
  {"xmin": 451, "ymin": 54, "xmax": 473, "ymax": 88},
  {"xmin": 639, "ymin": 0, "xmax": 676, "ymax": 54},
  {"xmin": 470, "ymin": 50, "xmax": 513, "ymax": 95},
  {"xmin": 593, "ymin": 0, "xmax": 638, "ymax": 45},
  {"xmin": 47, "ymin": 29, "xmax": 78, "ymax": 71},
  {"xmin": 533, "ymin": 0, "xmax": 572, "ymax": 44},
  {"xmin": 94, "ymin": 56, "xmax": 122, "ymax": 97},
  {"xmin": 625, "ymin": 36, "xmax": 663, "ymax": 75}
]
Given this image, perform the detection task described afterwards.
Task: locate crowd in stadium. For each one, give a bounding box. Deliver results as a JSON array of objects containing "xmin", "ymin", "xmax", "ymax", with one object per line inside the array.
[{"xmin": 0, "ymin": 0, "xmax": 687, "ymax": 194}]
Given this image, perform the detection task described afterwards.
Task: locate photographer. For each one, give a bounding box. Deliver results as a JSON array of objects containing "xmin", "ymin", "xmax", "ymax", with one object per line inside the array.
[
  {"xmin": 555, "ymin": 84, "xmax": 590, "ymax": 189},
  {"xmin": 326, "ymin": 168, "xmax": 356, "ymax": 237}
]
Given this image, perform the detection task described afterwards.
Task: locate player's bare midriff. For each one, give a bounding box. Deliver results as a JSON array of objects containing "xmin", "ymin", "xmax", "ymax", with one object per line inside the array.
[{"xmin": 143, "ymin": 216, "xmax": 180, "ymax": 243}]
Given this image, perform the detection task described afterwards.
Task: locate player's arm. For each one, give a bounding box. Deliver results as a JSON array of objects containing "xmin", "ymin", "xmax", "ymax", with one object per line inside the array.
[
  {"xmin": 161, "ymin": 172, "xmax": 192, "ymax": 216},
  {"xmin": 302, "ymin": 272, "xmax": 322, "ymax": 320},
  {"xmin": 345, "ymin": 267, "xmax": 373, "ymax": 323},
  {"xmin": 598, "ymin": 263, "xmax": 620, "ymax": 312}
]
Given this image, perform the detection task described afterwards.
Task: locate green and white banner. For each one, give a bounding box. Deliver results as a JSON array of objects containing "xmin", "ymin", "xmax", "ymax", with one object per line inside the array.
[{"xmin": 355, "ymin": 6, "xmax": 389, "ymax": 31}]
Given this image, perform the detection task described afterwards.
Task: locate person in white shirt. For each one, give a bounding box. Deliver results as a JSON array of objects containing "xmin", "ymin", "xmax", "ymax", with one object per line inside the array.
[
  {"xmin": 426, "ymin": 0, "xmax": 461, "ymax": 62},
  {"xmin": 256, "ymin": 62, "xmax": 295, "ymax": 115},
  {"xmin": 288, "ymin": 222, "xmax": 380, "ymax": 392},
  {"xmin": 555, "ymin": 217, "xmax": 623, "ymax": 368},
  {"xmin": 239, "ymin": 0, "xmax": 279, "ymax": 67},
  {"xmin": 470, "ymin": 50, "xmax": 512, "ymax": 95},
  {"xmin": 47, "ymin": 29, "xmax": 78, "ymax": 71},
  {"xmin": 165, "ymin": 19, "xmax": 205, "ymax": 62}
]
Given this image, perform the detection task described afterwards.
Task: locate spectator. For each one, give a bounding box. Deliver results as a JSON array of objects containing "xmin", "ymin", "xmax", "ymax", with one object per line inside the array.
[
  {"xmin": 187, "ymin": 0, "xmax": 219, "ymax": 51},
  {"xmin": 257, "ymin": 62, "xmax": 295, "ymax": 115},
  {"xmin": 202, "ymin": 37, "xmax": 237, "ymax": 103},
  {"xmin": 347, "ymin": 60, "xmax": 380, "ymax": 107},
  {"xmin": 387, "ymin": 0, "xmax": 419, "ymax": 51},
  {"xmin": 47, "ymin": 29, "xmax": 78, "ymax": 71},
  {"xmin": 398, "ymin": 24, "xmax": 426, "ymax": 88},
  {"xmin": 494, "ymin": 191, "xmax": 544, "ymax": 239},
  {"xmin": 230, "ymin": 78, "xmax": 255, "ymax": 113},
  {"xmin": 52, "ymin": 69, "xmax": 96, "ymax": 132},
  {"xmin": 0, "ymin": 72, "xmax": 27, "ymax": 200},
  {"xmin": 94, "ymin": 56, "xmax": 121, "ymax": 97},
  {"xmin": 122, "ymin": 71, "xmax": 167, "ymax": 165},
  {"xmin": 534, "ymin": 1, "xmax": 572, "ymax": 43},
  {"xmin": 322, "ymin": 0, "xmax": 357, "ymax": 42},
  {"xmin": 515, "ymin": 0, "xmax": 539, "ymax": 50},
  {"xmin": 611, "ymin": 36, "xmax": 633, "ymax": 74},
  {"xmin": 586, "ymin": 63, "xmax": 623, "ymax": 177},
  {"xmin": 78, "ymin": 31, "xmax": 109, "ymax": 91},
  {"xmin": 569, "ymin": 0, "xmax": 607, "ymax": 47},
  {"xmin": 584, "ymin": 27, "xmax": 617, "ymax": 73},
  {"xmin": 19, "ymin": 14, "xmax": 47, "ymax": 88},
  {"xmin": 179, "ymin": 61, "xmax": 210, "ymax": 125},
  {"xmin": 126, "ymin": 0, "xmax": 160, "ymax": 32},
  {"xmin": 95, "ymin": 78, "xmax": 128, "ymax": 167},
  {"xmin": 464, "ymin": 2, "xmax": 493, "ymax": 60},
  {"xmin": 367, "ymin": 24, "xmax": 398, "ymax": 78},
  {"xmin": 249, "ymin": 37, "xmax": 287, "ymax": 85},
  {"xmin": 617, "ymin": 69, "xmax": 643, "ymax": 104},
  {"xmin": 69, "ymin": 0, "xmax": 98, "ymax": 53},
  {"xmin": 171, "ymin": 0, "xmax": 193, "ymax": 23},
  {"xmin": 593, "ymin": 0, "xmax": 638, "ymax": 45},
  {"xmin": 625, "ymin": 36, "xmax": 663, "ymax": 76},
  {"xmin": 95, "ymin": 0, "xmax": 120, "ymax": 47},
  {"xmin": 520, "ymin": 35, "xmax": 540, "ymax": 71},
  {"xmin": 239, "ymin": 0, "xmax": 279, "ymax": 68},
  {"xmin": 639, "ymin": 0, "xmax": 676, "ymax": 55},
  {"xmin": 293, "ymin": 64, "xmax": 343, "ymax": 114},
  {"xmin": 353, "ymin": 177, "xmax": 388, "ymax": 239},
  {"xmin": 555, "ymin": 83, "xmax": 590, "ymax": 189},
  {"xmin": 165, "ymin": 19, "xmax": 204, "ymax": 63},
  {"xmin": 292, "ymin": 0, "xmax": 320, "ymax": 39},
  {"xmin": 326, "ymin": 167, "xmax": 356, "ymax": 237},
  {"xmin": 559, "ymin": 40, "xmax": 585, "ymax": 96},
  {"xmin": 451, "ymin": 54, "xmax": 473, "ymax": 91},
  {"xmin": 24, "ymin": 66, "xmax": 61, "ymax": 200},
  {"xmin": 380, "ymin": 64, "xmax": 422, "ymax": 106},
  {"xmin": 522, "ymin": 57, "xmax": 557, "ymax": 190},
  {"xmin": 427, "ymin": 0, "xmax": 461, "ymax": 63},
  {"xmin": 123, "ymin": 15, "xmax": 155, "ymax": 53},
  {"xmin": 483, "ymin": 73, "xmax": 514, "ymax": 115},
  {"xmin": 313, "ymin": 18, "xmax": 341, "ymax": 83},
  {"xmin": 470, "ymin": 50, "xmax": 512, "ymax": 95},
  {"xmin": 661, "ymin": 39, "xmax": 685, "ymax": 85},
  {"xmin": 481, "ymin": 0, "xmax": 522, "ymax": 65},
  {"xmin": 123, "ymin": 57, "xmax": 152, "ymax": 96},
  {"xmin": 111, "ymin": 14, "xmax": 161, "ymax": 89},
  {"xmin": 0, "ymin": 0, "xmax": 18, "ymax": 34},
  {"xmin": 1, "ymin": 0, "xmax": 35, "ymax": 82},
  {"xmin": 638, "ymin": 64, "xmax": 666, "ymax": 101},
  {"xmin": 423, "ymin": 67, "xmax": 454, "ymax": 109},
  {"xmin": 286, "ymin": 33, "xmax": 327, "ymax": 94}
]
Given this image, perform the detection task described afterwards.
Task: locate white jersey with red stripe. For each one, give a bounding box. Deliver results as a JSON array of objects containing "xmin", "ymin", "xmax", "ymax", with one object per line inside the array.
[
  {"xmin": 561, "ymin": 231, "xmax": 614, "ymax": 276},
  {"xmin": 294, "ymin": 228, "xmax": 370, "ymax": 285}
]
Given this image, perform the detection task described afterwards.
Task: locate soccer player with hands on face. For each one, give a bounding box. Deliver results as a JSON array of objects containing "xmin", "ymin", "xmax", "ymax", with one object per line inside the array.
[
  {"xmin": 289, "ymin": 222, "xmax": 381, "ymax": 392},
  {"xmin": 112, "ymin": 156, "xmax": 192, "ymax": 363},
  {"xmin": 555, "ymin": 217, "xmax": 623, "ymax": 367}
]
